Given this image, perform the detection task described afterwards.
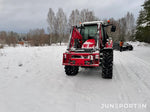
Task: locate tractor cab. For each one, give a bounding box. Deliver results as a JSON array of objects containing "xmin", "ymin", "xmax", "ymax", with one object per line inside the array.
[
  {"xmin": 68, "ymin": 21, "xmax": 103, "ymax": 51},
  {"xmin": 67, "ymin": 21, "xmax": 114, "ymax": 52}
]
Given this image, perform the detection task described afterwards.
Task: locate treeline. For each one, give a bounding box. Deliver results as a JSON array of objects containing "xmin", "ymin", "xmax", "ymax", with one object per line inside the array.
[
  {"xmin": 0, "ymin": 29, "xmax": 50, "ymax": 47},
  {"xmin": 47, "ymin": 8, "xmax": 99, "ymax": 44},
  {"xmin": 0, "ymin": 8, "xmax": 100, "ymax": 47},
  {"xmin": 0, "ymin": 31, "xmax": 19, "ymax": 47},
  {"xmin": 1, "ymin": 1, "xmax": 149, "ymax": 47},
  {"xmin": 105, "ymin": 12, "xmax": 135, "ymax": 42},
  {"xmin": 27, "ymin": 29, "xmax": 50, "ymax": 46},
  {"xmin": 0, "ymin": 8, "xmax": 136, "ymax": 47},
  {"xmin": 47, "ymin": 8, "xmax": 136, "ymax": 43}
]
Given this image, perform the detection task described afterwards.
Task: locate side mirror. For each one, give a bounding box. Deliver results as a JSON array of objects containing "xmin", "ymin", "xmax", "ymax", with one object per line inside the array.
[{"xmin": 111, "ymin": 26, "xmax": 116, "ymax": 32}]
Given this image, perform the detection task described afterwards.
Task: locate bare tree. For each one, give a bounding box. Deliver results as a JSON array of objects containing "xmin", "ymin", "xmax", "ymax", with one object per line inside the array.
[
  {"xmin": 6, "ymin": 31, "xmax": 18, "ymax": 47},
  {"xmin": 56, "ymin": 8, "xmax": 67, "ymax": 44},
  {"xmin": 0, "ymin": 31, "xmax": 7, "ymax": 45},
  {"xmin": 27, "ymin": 28, "xmax": 49, "ymax": 46},
  {"xmin": 47, "ymin": 8, "xmax": 56, "ymax": 45},
  {"xmin": 125, "ymin": 12, "xmax": 135, "ymax": 40},
  {"xmin": 69, "ymin": 9, "xmax": 80, "ymax": 26},
  {"xmin": 80, "ymin": 9, "xmax": 98, "ymax": 22}
]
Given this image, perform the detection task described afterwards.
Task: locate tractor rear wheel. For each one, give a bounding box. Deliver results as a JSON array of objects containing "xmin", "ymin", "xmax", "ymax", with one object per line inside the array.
[
  {"xmin": 65, "ymin": 65, "xmax": 79, "ymax": 76},
  {"xmin": 102, "ymin": 49, "xmax": 113, "ymax": 79}
]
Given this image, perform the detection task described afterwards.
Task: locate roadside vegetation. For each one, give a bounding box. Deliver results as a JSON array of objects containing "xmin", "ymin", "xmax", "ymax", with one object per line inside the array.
[{"xmin": 0, "ymin": 0, "xmax": 149, "ymax": 47}]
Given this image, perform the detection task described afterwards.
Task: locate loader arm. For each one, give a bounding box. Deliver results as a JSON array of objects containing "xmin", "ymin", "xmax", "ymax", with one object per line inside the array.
[{"xmin": 69, "ymin": 27, "xmax": 82, "ymax": 50}]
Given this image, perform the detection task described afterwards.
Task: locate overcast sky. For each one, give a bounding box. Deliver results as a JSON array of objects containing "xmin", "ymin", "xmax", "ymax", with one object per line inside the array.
[{"xmin": 0, "ymin": 0, "xmax": 145, "ymax": 33}]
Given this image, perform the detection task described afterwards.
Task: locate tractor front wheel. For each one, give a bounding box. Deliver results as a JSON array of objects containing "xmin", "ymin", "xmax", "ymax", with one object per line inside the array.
[
  {"xmin": 65, "ymin": 65, "xmax": 79, "ymax": 76},
  {"xmin": 102, "ymin": 49, "xmax": 113, "ymax": 79}
]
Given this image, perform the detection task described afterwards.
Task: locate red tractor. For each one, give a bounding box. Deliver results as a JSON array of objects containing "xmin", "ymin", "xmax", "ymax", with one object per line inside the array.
[{"xmin": 62, "ymin": 21, "xmax": 116, "ymax": 78}]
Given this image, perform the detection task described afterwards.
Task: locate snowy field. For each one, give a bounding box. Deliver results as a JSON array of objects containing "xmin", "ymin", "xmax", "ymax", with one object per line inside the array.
[{"xmin": 0, "ymin": 43, "xmax": 150, "ymax": 112}]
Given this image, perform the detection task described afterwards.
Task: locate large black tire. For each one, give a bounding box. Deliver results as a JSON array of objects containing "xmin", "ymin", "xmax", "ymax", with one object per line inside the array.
[
  {"xmin": 102, "ymin": 49, "xmax": 113, "ymax": 79},
  {"xmin": 65, "ymin": 65, "xmax": 79, "ymax": 76}
]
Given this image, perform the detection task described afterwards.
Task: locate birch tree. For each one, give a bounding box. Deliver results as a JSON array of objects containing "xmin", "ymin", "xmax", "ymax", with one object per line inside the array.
[
  {"xmin": 69, "ymin": 9, "xmax": 80, "ymax": 26},
  {"xmin": 47, "ymin": 8, "xmax": 56, "ymax": 44},
  {"xmin": 56, "ymin": 8, "xmax": 67, "ymax": 44},
  {"xmin": 80, "ymin": 9, "xmax": 98, "ymax": 22}
]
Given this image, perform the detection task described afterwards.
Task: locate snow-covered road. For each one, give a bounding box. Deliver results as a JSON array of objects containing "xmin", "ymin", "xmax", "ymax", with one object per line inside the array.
[{"xmin": 0, "ymin": 45, "xmax": 150, "ymax": 112}]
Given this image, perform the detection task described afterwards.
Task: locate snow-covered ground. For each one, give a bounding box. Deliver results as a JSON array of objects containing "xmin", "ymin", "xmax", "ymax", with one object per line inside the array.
[{"xmin": 0, "ymin": 44, "xmax": 150, "ymax": 112}]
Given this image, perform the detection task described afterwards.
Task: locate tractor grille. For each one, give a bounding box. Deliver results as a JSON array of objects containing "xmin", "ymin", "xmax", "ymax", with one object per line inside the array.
[{"xmin": 72, "ymin": 55, "xmax": 81, "ymax": 58}]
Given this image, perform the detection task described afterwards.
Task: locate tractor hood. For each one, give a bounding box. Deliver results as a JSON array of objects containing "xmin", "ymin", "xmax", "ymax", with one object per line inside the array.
[{"xmin": 82, "ymin": 39, "xmax": 96, "ymax": 49}]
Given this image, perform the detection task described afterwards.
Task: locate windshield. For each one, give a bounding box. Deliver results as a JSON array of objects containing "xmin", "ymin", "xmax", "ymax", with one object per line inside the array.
[
  {"xmin": 123, "ymin": 42, "xmax": 128, "ymax": 46},
  {"xmin": 80, "ymin": 25, "xmax": 98, "ymax": 43}
]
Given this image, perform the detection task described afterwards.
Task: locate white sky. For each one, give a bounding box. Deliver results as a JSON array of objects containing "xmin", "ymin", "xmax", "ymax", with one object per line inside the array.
[{"xmin": 0, "ymin": 0, "xmax": 145, "ymax": 33}]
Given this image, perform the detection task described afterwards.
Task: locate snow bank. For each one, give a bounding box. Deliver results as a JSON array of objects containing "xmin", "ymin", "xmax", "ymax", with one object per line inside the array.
[
  {"xmin": 51, "ymin": 43, "xmax": 68, "ymax": 46},
  {"xmin": 140, "ymin": 22, "xmax": 150, "ymax": 27},
  {"xmin": 128, "ymin": 41, "xmax": 150, "ymax": 47}
]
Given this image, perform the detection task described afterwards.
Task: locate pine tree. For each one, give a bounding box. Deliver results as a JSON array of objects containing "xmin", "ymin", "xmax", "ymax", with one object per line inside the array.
[
  {"xmin": 143, "ymin": 0, "xmax": 150, "ymax": 24},
  {"xmin": 136, "ymin": 0, "xmax": 150, "ymax": 43}
]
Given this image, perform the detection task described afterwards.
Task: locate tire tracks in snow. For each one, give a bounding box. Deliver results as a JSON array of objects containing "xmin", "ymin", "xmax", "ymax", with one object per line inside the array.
[
  {"xmin": 113, "ymin": 51, "xmax": 132, "ymax": 104},
  {"xmin": 114, "ymin": 51, "xmax": 150, "ymax": 111}
]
